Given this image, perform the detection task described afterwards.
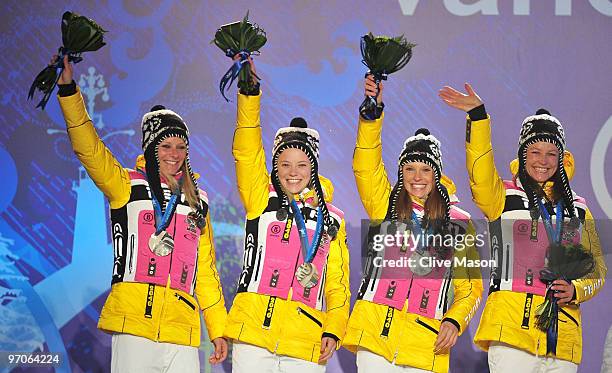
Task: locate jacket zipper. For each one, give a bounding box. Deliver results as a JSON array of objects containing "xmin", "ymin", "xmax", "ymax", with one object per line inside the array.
[
  {"xmin": 370, "ymin": 266, "xmax": 380, "ymax": 291},
  {"xmin": 289, "ymin": 203, "xmax": 303, "ymax": 289},
  {"xmin": 318, "ymin": 270, "xmax": 326, "ymax": 302},
  {"xmin": 175, "ymin": 292, "xmax": 196, "ymax": 310},
  {"xmin": 415, "ymin": 318, "xmax": 439, "ymax": 335},
  {"xmin": 253, "ymin": 245, "xmax": 263, "ymax": 281},
  {"xmin": 392, "ymin": 313, "xmax": 407, "ymax": 364},
  {"xmin": 129, "ymin": 234, "xmax": 134, "ymax": 273},
  {"xmin": 157, "ymin": 217, "xmax": 178, "ymax": 340},
  {"xmin": 297, "ymin": 307, "xmax": 323, "ymax": 327},
  {"xmin": 504, "ymin": 243, "xmax": 510, "ymax": 282}
]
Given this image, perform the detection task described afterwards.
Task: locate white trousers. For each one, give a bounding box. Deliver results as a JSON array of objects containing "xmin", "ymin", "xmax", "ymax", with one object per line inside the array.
[
  {"xmin": 488, "ymin": 343, "xmax": 578, "ymax": 373},
  {"xmin": 356, "ymin": 350, "xmax": 431, "ymax": 373},
  {"xmin": 111, "ymin": 333, "xmax": 199, "ymax": 373},
  {"xmin": 602, "ymin": 325, "xmax": 612, "ymax": 373},
  {"xmin": 231, "ymin": 342, "xmax": 325, "ymax": 373}
]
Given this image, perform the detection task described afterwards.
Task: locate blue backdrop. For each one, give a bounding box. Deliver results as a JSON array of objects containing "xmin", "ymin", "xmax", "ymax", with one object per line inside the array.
[{"xmin": 1, "ymin": 1, "xmax": 611, "ymax": 372}]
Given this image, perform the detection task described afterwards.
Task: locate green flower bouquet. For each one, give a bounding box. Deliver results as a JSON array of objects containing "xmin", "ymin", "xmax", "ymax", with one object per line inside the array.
[
  {"xmin": 359, "ymin": 33, "xmax": 415, "ymax": 120},
  {"xmin": 28, "ymin": 11, "xmax": 107, "ymax": 110},
  {"xmin": 536, "ymin": 243, "xmax": 595, "ymax": 355},
  {"xmin": 212, "ymin": 12, "xmax": 266, "ymax": 101}
]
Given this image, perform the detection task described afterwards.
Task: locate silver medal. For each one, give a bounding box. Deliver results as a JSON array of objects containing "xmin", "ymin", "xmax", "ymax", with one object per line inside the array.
[
  {"xmin": 148, "ymin": 231, "xmax": 174, "ymax": 256},
  {"xmin": 410, "ymin": 249, "xmax": 433, "ymax": 276},
  {"xmin": 296, "ymin": 262, "xmax": 319, "ymax": 289}
]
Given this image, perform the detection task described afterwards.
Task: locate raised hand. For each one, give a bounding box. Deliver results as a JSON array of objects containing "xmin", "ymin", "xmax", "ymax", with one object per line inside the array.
[
  {"xmin": 233, "ymin": 53, "xmax": 259, "ymax": 84},
  {"xmin": 52, "ymin": 55, "xmax": 73, "ymax": 85},
  {"xmin": 365, "ymin": 74, "xmax": 383, "ymax": 105},
  {"xmin": 438, "ymin": 83, "xmax": 482, "ymax": 112}
]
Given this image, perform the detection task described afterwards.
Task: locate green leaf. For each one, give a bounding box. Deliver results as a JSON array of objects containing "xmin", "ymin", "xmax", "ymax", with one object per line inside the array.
[
  {"xmin": 212, "ymin": 11, "xmax": 267, "ymax": 57},
  {"xmin": 61, "ymin": 11, "xmax": 107, "ymax": 53},
  {"xmin": 360, "ymin": 33, "xmax": 415, "ymax": 76},
  {"xmin": 30, "ymin": 11, "xmax": 107, "ymax": 110}
]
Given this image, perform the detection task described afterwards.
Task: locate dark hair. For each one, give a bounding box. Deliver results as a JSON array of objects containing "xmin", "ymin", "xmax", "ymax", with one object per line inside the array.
[
  {"xmin": 396, "ymin": 186, "xmax": 446, "ymax": 233},
  {"xmin": 522, "ymin": 169, "xmax": 565, "ymax": 203}
]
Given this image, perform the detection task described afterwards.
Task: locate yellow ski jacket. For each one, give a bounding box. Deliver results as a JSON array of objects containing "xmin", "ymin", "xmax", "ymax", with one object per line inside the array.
[
  {"xmin": 224, "ymin": 92, "xmax": 351, "ymax": 363},
  {"xmin": 344, "ymin": 114, "xmax": 483, "ymax": 372},
  {"xmin": 466, "ymin": 115, "xmax": 606, "ymax": 363},
  {"xmin": 58, "ymin": 89, "xmax": 227, "ymax": 347}
]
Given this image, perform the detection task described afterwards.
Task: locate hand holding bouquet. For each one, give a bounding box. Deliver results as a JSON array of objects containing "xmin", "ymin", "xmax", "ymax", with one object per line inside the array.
[
  {"xmin": 212, "ymin": 12, "xmax": 266, "ymax": 101},
  {"xmin": 535, "ymin": 243, "xmax": 595, "ymax": 355},
  {"xmin": 28, "ymin": 11, "xmax": 107, "ymax": 109}
]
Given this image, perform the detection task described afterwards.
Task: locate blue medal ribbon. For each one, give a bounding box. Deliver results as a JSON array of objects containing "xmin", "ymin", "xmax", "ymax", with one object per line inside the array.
[
  {"xmin": 537, "ymin": 199, "xmax": 564, "ymax": 355},
  {"xmin": 538, "ymin": 199, "xmax": 563, "ymax": 245},
  {"xmin": 151, "ymin": 193, "xmax": 180, "ymax": 234},
  {"xmin": 289, "ymin": 199, "xmax": 323, "ymax": 263},
  {"xmin": 138, "ymin": 170, "xmax": 182, "ymax": 234},
  {"xmin": 410, "ymin": 210, "xmax": 432, "ymax": 254}
]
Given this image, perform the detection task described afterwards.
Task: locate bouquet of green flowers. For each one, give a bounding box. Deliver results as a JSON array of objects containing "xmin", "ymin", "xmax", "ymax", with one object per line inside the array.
[
  {"xmin": 535, "ymin": 243, "xmax": 595, "ymax": 355},
  {"xmin": 359, "ymin": 33, "xmax": 415, "ymax": 120},
  {"xmin": 28, "ymin": 11, "xmax": 107, "ymax": 110},
  {"xmin": 212, "ymin": 12, "xmax": 266, "ymax": 101}
]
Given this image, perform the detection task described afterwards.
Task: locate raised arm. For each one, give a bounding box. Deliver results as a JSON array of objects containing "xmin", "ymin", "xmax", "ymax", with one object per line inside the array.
[
  {"xmin": 353, "ymin": 75, "xmax": 392, "ymax": 221},
  {"xmin": 439, "ymin": 84, "xmax": 505, "ymax": 220},
  {"xmin": 56, "ymin": 55, "xmax": 130, "ymax": 208},
  {"xmin": 232, "ymin": 56, "xmax": 269, "ymax": 219}
]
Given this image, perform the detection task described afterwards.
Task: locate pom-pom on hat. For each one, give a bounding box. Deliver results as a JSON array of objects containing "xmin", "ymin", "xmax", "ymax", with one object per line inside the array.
[
  {"xmin": 518, "ymin": 108, "xmax": 566, "ymax": 153},
  {"xmin": 272, "ymin": 117, "xmax": 320, "ymax": 161},
  {"xmin": 142, "ymin": 105, "xmax": 190, "ymax": 153}
]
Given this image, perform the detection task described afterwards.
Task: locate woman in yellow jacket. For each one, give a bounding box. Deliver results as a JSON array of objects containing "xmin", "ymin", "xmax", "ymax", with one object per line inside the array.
[
  {"xmin": 439, "ymin": 83, "xmax": 607, "ymax": 372},
  {"xmin": 343, "ymin": 76, "xmax": 483, "ymax": 372},
  {"xmin": 54, "ymin": 55, "xmax": 227, "ymax": 372},
  {"xmin": 224, "ymin": 59, "xmax": 351, "ymax": 372}
]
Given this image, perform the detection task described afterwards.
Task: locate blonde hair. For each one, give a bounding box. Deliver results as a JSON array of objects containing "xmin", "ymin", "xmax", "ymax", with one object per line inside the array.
[{"xmin": 160, "ymin": 162, "xmax": 200, "ymax": 211}]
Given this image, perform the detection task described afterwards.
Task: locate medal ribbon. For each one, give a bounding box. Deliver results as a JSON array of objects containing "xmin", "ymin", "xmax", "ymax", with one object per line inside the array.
[
  {"xmin": 537, "ymin": 199, "xmax": 564, "ymax": 355},
  {"xmin": 538, "ymin": 199, "xmax": 563, "ymax": 245},
  {"xmin": 289, "ymin": 199, "xmax": 323, "ymax": 263},
  {"xmin": 410, "ymin": 210, "xmax": 432, "ymax": 254},
  {"xmin": 138, "ymin": 170, "xmax": 183, "ymax": 234}
]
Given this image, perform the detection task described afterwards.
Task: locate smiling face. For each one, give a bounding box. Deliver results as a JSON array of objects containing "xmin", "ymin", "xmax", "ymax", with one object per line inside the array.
[
  {"xmin": 402, "ymin": 161, "xmax": 434, "ymax": 199},
  {"xmin": 525, "ymin": 141, "xmax": 559, "ymax": 183},
  {"xmin": 277, "ymin": 148, "xmax": 311, "ymax": 195},
  {"xmin": 157, "ymin": 137, "xmax": 187, "ymax": 176}
]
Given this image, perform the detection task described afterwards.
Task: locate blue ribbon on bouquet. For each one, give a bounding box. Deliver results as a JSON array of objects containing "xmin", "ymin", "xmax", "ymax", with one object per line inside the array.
[
  {"xmin": 30, "ymin": 46, "xmax": 83, "ymax": 109},
  {"xmin": 219, "ymin": 50, "xmax": 252, "ymax": 102}
]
